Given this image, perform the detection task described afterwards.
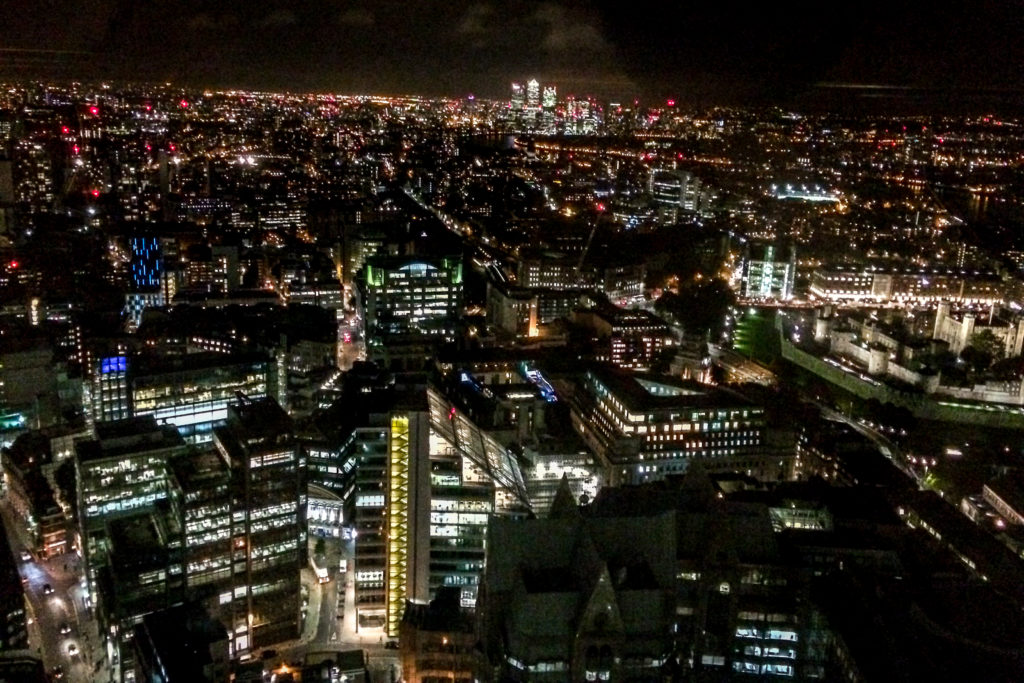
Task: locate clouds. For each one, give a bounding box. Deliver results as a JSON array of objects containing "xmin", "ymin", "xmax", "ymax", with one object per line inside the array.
[
  {"xmin": 532, "ymin": 3, "xmax": 609, "ymax": 53},
  {"xmin": 453, "ymin": 2, "xmax": 611, "ymax": 54},
  {"xmin": 338, "ymin": 8, "xmax": 374, "ymax": 27},
  {"xmin": 456, "ymin": 3, "xmax": 491, "ymax": 36},
  {"xmin": 259, "ymin": 9, "xmax": 297, "ymax": 28}
]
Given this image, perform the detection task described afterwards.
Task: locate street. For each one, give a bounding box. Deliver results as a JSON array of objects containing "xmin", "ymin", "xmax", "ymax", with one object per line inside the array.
[
  {"xmin": 275, "ymin": 535, "xmax": 399, "ymax": 682},
  {"xmin": 1, "ymin": 498, "xmax": 110, "ymax": 683}
]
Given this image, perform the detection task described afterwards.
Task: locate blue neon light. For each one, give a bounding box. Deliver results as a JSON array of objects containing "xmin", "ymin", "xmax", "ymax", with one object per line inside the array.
[{"xmin": 101, "ymin": 356, "xmax": 127, "ymax": 374}]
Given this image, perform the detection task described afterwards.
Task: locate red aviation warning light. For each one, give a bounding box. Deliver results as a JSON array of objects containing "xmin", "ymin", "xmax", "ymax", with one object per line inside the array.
[
  {"xmin": 61, "ymin": 126, "xmax": 70, "ymax": 135},
  {"xmin": 88, "ymin": 106, "xmax": 99, "ymax": 116},
  {"xmin": 91, "ymin": 189, "xmax": 100, "ymax": 198},
  {"xmin": 179, "ymin": 99, "xmax": 189, "ymax": 108},
  {"xmin": 667, "ymin": 99, "xmax": 676, "ymax": 107}
]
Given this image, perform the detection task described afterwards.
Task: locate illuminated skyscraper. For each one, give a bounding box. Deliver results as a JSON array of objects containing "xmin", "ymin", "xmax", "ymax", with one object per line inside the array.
[
  {"xmin": 125, "ymin": 236, "xmax": 165, "ymax": 331},
  {"xmin": 214, "ymin": 398, "xmax": 306, "ymax": 655},
  {"xmin": 330, "ymin": 385, "xmax": 531, "ymax": 637},
  {"xmin": 525, "ymin": 79, "xmax": 540, "ymax": 130},
  {"xmin": 510, "ymin": 82, "xmax": 525, "ymax": 121},
  {"xmin": 130, "ymin": 236, "xmax": 162, "ymax": 290},
  {"xmin": 525, "ymin": 79, "xmax": 540, "ymax": 110},
  {"xmin": 358, "ymin": 254, "xmax": 464, "ymax": 340},
  {"xmin": 541, "ymin": 85, "xmax": 557, "ymax": 134}
]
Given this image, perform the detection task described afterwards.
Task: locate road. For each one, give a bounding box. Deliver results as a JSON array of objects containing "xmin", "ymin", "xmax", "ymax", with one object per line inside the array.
[
  {"xmin": 0, "ymin": 499, "xmax": 108, "ymax": 683},
  {"xmin": 814, "ymin": 401, "xmax": 919, "ymax": 482},
  {"xmin": 270, "ymin": 535, "xmax": 398, "ymax": 682}
]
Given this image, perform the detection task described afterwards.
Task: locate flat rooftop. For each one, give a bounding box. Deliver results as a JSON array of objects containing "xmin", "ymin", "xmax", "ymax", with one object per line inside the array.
[{"xmin": 587, "ymin": 366, "xmax": 756, "ymax": 412}]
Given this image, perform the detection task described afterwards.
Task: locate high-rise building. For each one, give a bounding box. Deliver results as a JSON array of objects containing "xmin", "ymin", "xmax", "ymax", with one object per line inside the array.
[
  {"xmin": 87, "ymin": 352, "xmax": 277, "ymax": 443},
  {"xmin": 358, "ymin": 254, "xmax": 464, "ymax": 340},
  {"xmin": 541, "ymin": 85, "xmax": 557, "ymax": 134},
  {"xmin": 89, "ymin": 355, "xmax": 131, "ymax": 423},
  {"xmin": 648, "ymin": 168, "xmax": 706, "ymax": 221},
  {"xmin": 132, "ymin": 602, "xmax": 230, "ymax": 683},
  {"xmin": 525, "ymin": 80, "xmax": 540, "ymax": 111},
  {"xmin": 313, "ymin": 379, "xmax": 531, "ymax": 637},
  {"xmin": 525, "ymin": 79, "xmax": 540, "ymax": 130},
  {"xmin": 742, "ymin": 243, "xmax": 797, "ymax": 301},
  {"xmin": 168, "ymin": 450, "xmax": 233, "ymax": 599},
  {"xmin": 213, "ymin": 398, "xmax": 306, "ymax": 655},
  {"xmin": 510, "ymin": 82, "xmax": 525, "ymax": 124},
  {"xmin": 130, "ymin": 236, "xmax": 163, "ymax": 291},
  {"xmin": 75, "ymin": 416, "xmax": 188, "ymax": 597}
]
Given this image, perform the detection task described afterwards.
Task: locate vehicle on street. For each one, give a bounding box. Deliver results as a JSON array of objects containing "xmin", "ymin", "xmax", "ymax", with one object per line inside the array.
[
  {"xmin": 42, "ymin": 583, "xmax": 54, "ymax": 595},
  {"xmin": 19, "ymin": 550, "xmax": 31, "ymax": 562},
  {"xmin": 50, "ymin": 666, "xmax": 64, "ymax": 679},
  {"xmin": 67, "ymin": 643, "xmax": 78, "ymax": 657},
  {"xmin": 59, "ymin": 622, "xmax": 71, "ymax": 635}
]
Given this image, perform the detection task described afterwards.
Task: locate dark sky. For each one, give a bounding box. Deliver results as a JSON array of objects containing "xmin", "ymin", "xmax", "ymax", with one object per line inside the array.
[{"xmin": 2, "ymin": 1, "xmax": 1023, "ymax": 108}]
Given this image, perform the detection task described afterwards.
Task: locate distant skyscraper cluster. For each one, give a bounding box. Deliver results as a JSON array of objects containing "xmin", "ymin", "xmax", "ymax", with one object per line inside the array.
[{"xmin": 507, "ymin": 80, "xmax": 601, "ymax": 134}]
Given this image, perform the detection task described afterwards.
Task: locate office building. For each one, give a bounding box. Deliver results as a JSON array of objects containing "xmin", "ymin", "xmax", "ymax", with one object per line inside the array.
[
  {"xmin": 89, "ymin": 355, "xmax": 131, "ymax": 423},
  {"xmin": 213, "ymin": 398, "xmax": 306, "ymax": 655},
  {"xmin": 510, "ymin": 83, "xmax": 525, "ymax": 124},
  {"xmin": 75, "ymin": 417, "xmax": 188, "ymax": 596},
  {"xmin": 316, "ymin": 381, "xmax": 531, "ymax": 637},
  {"xmin": 168, "ymin": 450, "xmax": 233, "ymax": 598},
  {"xmin": 130, "ymin": 236, "xmax": 163, "ymax": 291},
  {"xmin": 99, "ymin": 510, "xmax": 186, "ymax": 672},
  {"xmin": 125, "ymin": 236, "xmax": 167, "ymax": 332},
  {"xmin": 809, "ymin": 266, "xmax": 1004, "ymax": 304},
  {"xmin": 525, "ymin": 80, "xmax": 540, "ymax": 122},
  {"xmin": 742, "ymin": 243, "xmax": 797, "ymax": 301},
  {"xmin": 88, "ymin": 352, "xmax": 277, "ymax": 443},
  {"xmin": 358, "ymin": 254, "xmax": 463, "ymax": 340},
  {"xmin": 573, "ymin": 306, "xmax": 675, "ymax": 370},
  {"xmin": 541, "ymin": 86, "xmax": 556, "ymax": 134},
  {"xmin": 570, "ymin": 367, "xmax": 766, "ymax": 485},
  {"xmin": 516, "ymin": 250, "xmax": 646, "ymax": 298},
  {"xmin": 648, "ymin": 168, "xmax": 707, "ymax": 220}
]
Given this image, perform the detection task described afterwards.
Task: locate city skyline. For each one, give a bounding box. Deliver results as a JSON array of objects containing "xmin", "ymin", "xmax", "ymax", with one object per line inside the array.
[{"xmin": 2, "ymin": 1, "xmax": 1024, "ymax": 109}]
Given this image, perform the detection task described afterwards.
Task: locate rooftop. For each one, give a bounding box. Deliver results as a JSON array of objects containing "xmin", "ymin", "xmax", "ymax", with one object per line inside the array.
[{"xmin": 586, "ymin": 365, "xmax": 756, "ymax": 412}]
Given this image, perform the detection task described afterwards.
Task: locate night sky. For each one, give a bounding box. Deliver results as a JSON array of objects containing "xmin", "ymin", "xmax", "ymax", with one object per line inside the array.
[{"xmin": 2, "ymin": 1, "xmax": 1023, "ymax": 108}]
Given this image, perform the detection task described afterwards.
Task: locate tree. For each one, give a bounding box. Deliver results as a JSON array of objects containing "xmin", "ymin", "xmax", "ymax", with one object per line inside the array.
[
  {"xmin": 960, "ymin": 344, "xmax": 994, "ymax": 374},
  {"xmin": 970, "ymin": 329, "xmax": 1004, "ymax": 359}
]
